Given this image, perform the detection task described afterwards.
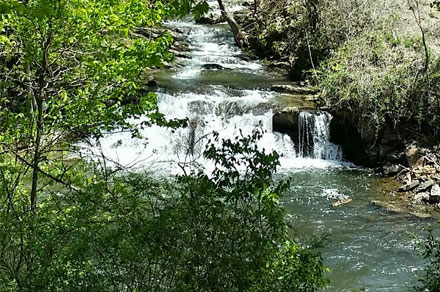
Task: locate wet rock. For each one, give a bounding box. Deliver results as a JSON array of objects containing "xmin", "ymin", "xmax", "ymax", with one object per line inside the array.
[
  {"xmin": 406, "ymin": 145, "xmax": 420, "ymax": 166},
  {"xmin": 273, "ymin": 107, "xmax": 299, "ymax": 134},
  {"xmin": 271, "ymin": 84, "xmax": 316, "ymax": 95},
  {"xmin": 414, "ymin": 180, "xmax": 436, "ymax": 193},
  {"xmin": 323, "ymin": 189, "xmax": 349, "ymax": 201},
  {"xmin": 268, "ymin": 61, "xmax": 291, "ymax": 70},
  {"xmin": 196, "ymin": 15, "xmax": 225, "ymax": 25},
  {"xmin": 169, "ymin": 49, "xmax": 191, "ymax": 59},
  {"xmin": 146, "ymin": 76, "xmax": 157, "ymax": 87},
  {"xmin": 383, "ymin": 164, "xmax": 403, "ymax": 176},
  {"xmin": 371, "ymin": 200, "xmax": 404, "ymax": 214},
  {"xmin": 430, "ymin": 184, "xmax": 440, "ymax": 203},
  {"xmin": 188, "ymin": 100, "xmax": 213, "ymax": 115},
  {"xmin": 399, "ymin": 180, "xmax": 420, "ymax": 192},
  {"xmin": 332, "ymin": 198, "xmax": 353, "ymax": 208},
  {"xmin": 410, "ymin": 211, "xmax": 432, "ymax": 219},
  {"xmin": 201, "ymin": 63, "xmax": 225, "ymax": 71}
]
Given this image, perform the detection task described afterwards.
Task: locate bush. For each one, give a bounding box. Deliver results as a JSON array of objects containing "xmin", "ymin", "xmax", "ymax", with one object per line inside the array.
[
  {"xmin": 413, "ymin": 229, "xmax": 440, "ymax": 292},
  {"xmin": 0, "ymin": 130, "xmax": 329, "ymax": 291}
]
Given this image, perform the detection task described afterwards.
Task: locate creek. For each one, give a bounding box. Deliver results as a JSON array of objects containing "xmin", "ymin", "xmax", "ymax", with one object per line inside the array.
[{"xmin": 83, "ymin": 14, "xmax": 431, "ymax": 292}]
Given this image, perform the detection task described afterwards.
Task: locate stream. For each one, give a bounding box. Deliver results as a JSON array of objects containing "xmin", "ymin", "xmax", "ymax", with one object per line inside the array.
[{"xmin": 82, "ymin": 12, "xmax": 432, "ymax": 292}]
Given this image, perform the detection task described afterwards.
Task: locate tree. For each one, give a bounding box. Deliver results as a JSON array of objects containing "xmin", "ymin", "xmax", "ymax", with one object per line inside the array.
[
  {"xmin": 0, "ymin": 1, "xmax": 329, "ymax": 290},
  {"xmin": 0, "ymin": 127, "xmax": 329, "ymax": 290},
  {"xmin": 0, "ymin": 0, "xmax": 192, "ymax": 211},
  {"xmin": 216, "ymin": 0, "xmax": 248, "ymax": 47}
]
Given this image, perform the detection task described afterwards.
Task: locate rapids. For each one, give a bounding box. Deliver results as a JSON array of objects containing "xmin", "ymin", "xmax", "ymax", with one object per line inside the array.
[{"xmin": 81, "ymin": 8, "xmax": 431, "ymax": 291}]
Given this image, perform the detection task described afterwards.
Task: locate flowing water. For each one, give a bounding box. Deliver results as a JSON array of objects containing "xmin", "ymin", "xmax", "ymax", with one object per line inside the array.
[{"xmin": 81, "ymin": 11, "xmax": 433, "ymax": 291}]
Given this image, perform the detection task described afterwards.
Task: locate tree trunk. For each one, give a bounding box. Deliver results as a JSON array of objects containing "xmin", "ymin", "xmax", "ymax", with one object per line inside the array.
[
  {"xmin": 217, "ymin": 0, "xmax": 248, "ymax": 47},
  {"xmin": 30, "ymin": 36, "xmax": 50, "ymax": 211},
  {"xmin": 30, "ymin": 91, "xmax": 42, "ymax": 211}
]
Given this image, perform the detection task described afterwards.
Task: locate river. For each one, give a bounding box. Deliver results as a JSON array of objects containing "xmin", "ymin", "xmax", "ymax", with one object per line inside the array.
[{"xmin": 82, "ymin": 11, "xmax": 432, "ymax": 291}]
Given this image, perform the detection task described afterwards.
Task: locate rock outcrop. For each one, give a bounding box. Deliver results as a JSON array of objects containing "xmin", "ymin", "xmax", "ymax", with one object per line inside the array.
[{"xmin": 396, "ymin": 145, "xmax": 440, "ymax": 209}]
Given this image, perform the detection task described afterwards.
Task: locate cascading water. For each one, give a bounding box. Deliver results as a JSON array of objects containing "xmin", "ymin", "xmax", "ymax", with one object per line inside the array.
[
  {"xmin": 297, "ymin": 111, "xmax": 342, "ymax": 160},
  {"xmin": 81, "ymin": 19, "xmax": 347, "ymax": 173},
  {"xmin": 80, "ymin": 6, "xmax": 427, "ymax": 291}
]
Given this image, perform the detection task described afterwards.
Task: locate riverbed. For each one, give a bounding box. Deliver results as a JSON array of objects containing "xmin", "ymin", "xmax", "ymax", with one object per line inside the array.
[{"xmin": 83, "ymin": 14, "xmax": 431, "ymax": 291}]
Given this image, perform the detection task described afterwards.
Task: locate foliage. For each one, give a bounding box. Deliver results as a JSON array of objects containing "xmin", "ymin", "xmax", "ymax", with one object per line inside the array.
[
  {"xmin": 413, "ymin": 229, "xmax": 440, "ymax": 292},
  {"xmin": 316, "ymin": 27, "xmax": 440, "ymax": 142},
  {"xmin": 0, "ymin": 1, "xmax": 329, "ymax": 291},
  {"xmin": 315, "ymin": 28, "xmax": 426, "ymax": 137},
  {"xmin": 0, "ymin": 130, "xmax": 329, "ymax": 291},
  {"xmin": 243, "ymin": 0, "xmax": 375, "ymax": 79},
  {"xmin": 244, "ymin": 0, "xmax": 440, "ymax": 143},
  {"xmin": 0, "ymin": 0, "xmax": 195, "ymax": 212}
]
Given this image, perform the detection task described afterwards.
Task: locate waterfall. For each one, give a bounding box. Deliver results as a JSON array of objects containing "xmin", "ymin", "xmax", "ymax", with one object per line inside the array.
[
  {"xmin": 81, "ymin": 20, "xmax": 347, "ymax": 173},
  {"xmin": 298, "ymin": 111, "xmax": 342, "ymax": 161}
]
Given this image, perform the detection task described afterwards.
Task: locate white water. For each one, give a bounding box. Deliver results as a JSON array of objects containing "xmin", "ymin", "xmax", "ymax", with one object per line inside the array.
[
  {"xmin": 298, "ymin": 111, "xmax": 343, "ymax": 161},
  {"xmin": 78, "ymin": 9, "xmax": 428, "ymax": 291},
  {"xmin": 169, "ymin": 21, "xmax": 263, "ymax": 79},
  {"xmin": 81, "ymin": 20, "xmax": 348, "ymax": 174}
]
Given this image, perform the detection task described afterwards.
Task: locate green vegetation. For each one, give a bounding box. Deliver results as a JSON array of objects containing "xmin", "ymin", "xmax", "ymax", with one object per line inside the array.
[
  {"xmin": 413, "ymin": 229, "xmax": 440, "ymax": 292},
  {"xmin": 0, "ymin": 128, "xmax": 329, "ymax": 291},
  {"xmin": 0, "ymin": 0, "xmax": 328, "ymax": 290},
  {"xmin": 244, "ymin": 0, "xmax": 440, "ymax": 143}
]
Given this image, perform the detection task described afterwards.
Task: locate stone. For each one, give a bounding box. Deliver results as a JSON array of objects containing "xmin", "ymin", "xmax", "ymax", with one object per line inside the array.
[
  {"xmin": 272, "ymin": 107, "xmax": 300, "ymax": 133},
  {"xmin": 398, "ymin": 180, "xmax": 420, "ymax": 192},
  {"xmin": 415, "ymin": 157, "xmax": 426, "ymax": 168},
  {"xmin": 270, "ymin": 84, "xmax": 316, "ymax": 95},
  {"xmin": 413, "ymin": 192, "xmax": 430, "ymax": 203},
  {"xmin": 196, "ymin": 15, "xmax": 225, "ymax": 25},
  {"xmin": 201, "ymin": 63, "xmax": 225, "ymax": 71},
  {"xmin": 410, "ymin": 212, "xmax": 432, "ymax": 219},
  {"xmin": 332, "ymin": 198, "xmax": 352, "ymax": 208},
  {"xmin": 146, "ymin": 76, "xmax": 157, "ymax": 87},
  {"xmin": 383, "ymin": 164, "xmax": 403, "ymax": 176},
  {"xmin": 406, "ymin": 145, "xmax": 419, "ymax": 167},
  {"xmin": 414, "ymin": 180, "xmax": 436, "ymax": 193},
  {"xmin": 429, "ymin": 184, "xmax": 440, "ymax": 203},
  {"xmin": 268, "ymin": 61, "xmax": 291, "ymax": 70},
  {"xmin": 370, "ymin": 200, "xmax": 404, "ymax": 214}
]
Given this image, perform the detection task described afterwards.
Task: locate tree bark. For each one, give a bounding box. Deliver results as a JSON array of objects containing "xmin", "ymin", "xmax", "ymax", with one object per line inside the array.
[
  {"xmin": 217, "ymin": 0, "xmax": 248, "ymax": 47},
  {"xmin": 30, "ymin": 34, "xmax": 50, "ymax": 211},
  {"xmin": 30, "ymin": 94, "xmax": 42, "ymax": 211}
]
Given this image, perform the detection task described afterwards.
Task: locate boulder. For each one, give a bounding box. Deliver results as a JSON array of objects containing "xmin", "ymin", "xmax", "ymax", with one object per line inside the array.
[
  {"xmin": 272, "ymin": 107, "xmax": 300, "ymax": 133},
  {"xmin": 201, "ymin": 63, "xmax": 225, "ymax": 71},
  {"xmin": 414, "ymin": 180, "xmax": 436, "ymax": 193},
  {"xmin": 332, "ymin": 198, "xmax": 353, "ymax": 208},
  {"xmin": 406, "ymin": 145, "xmax": 420, "ymax": 167},
  {"xmin": 429, "ymin": 184, "xmax": 440, "ymax": 203},
  {"xmin": 410, "ymin": 212, "xmax": 432, "ymax": 219},
  {"xmin": 146, "ymin": 76, "xmax": 157, "ymax": 87},
  {"xmin": 371, "ymin": 200, "xmax": 404, "ymax": 214},
  {"xmin": 398, "ymin": 180, "xmax": 420, "ymax": 192},
  {"xmin": 383, "ymin": 164, "xmax": 403, "ymax": 176},
  {"xmin": 196, "ymin": 15, "xmax": 225, "ymax": 25},
  {"xmin": 270, "ymin": 84, "xmax": 317, "ymax": 95},
  {"xmin": 268, "ymin": 61, "xmax": 291, "ymax": 70},
  {"xmin": 413, "ymin": 192, "xmax": 430, "ymax": 203}
]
